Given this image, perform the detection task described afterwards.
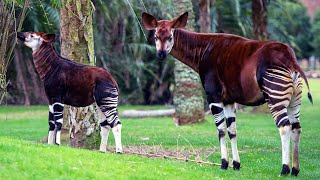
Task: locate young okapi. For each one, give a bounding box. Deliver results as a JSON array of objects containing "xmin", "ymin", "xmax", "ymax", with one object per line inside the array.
[
  {"xmin": 142, "ymin": 12, "xmax": 313, "ymax": 176},
  {"xmin": 17, "ymin": 32, "xmax": 122, "ymax": 153}
]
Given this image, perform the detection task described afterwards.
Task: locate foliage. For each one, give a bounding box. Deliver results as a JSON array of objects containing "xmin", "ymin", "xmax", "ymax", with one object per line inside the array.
[
  {"xmin": 268, "ymin": 0, "xmax": 313, "ymax": 59},
  {"xmin": 93, "ymin": 0, "xmax": 175, "ymax": 105},
  {"xmin": 0, "ymin": 0, "xmax": 28, "ymax": 104},
  {"xmin": 0, "ymin": 79, "xmax": 319, "ymax": 178},
  {"xmin": 311, "ymin": 10, "xmax": 320, "ymax": 57}
]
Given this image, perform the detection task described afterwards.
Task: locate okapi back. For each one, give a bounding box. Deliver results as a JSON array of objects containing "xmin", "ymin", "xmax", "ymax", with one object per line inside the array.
[
  {"xmin": 170, "ymin": 29, "xmax": 309, "ymax": 105},
  {"xmin": 32, "ymin": 42, "xmax": 118, "ymax": 106}
]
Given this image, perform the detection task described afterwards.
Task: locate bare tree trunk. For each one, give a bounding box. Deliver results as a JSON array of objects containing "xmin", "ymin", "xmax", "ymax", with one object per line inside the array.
[
  {"xmin": 13, "ymin": 48, "xmax": 30, "ymax": 105},
  {"xmin": 60, "ymin": 0, "xmax": 98, "ymax": 147},
  {"xmin": 252, "ymin": 0, "xmax": 268, "ymax": 40},
  {"xmin": 172, "ymin": 0, "xmax": 205, "ymax": 125},
  {"xmin": 252, "ymin": 0, "xmax": 269, "ymax": 112},
  {"xmin": 199, "ymin": 0, "xmax": 211, "ymax": 33}
]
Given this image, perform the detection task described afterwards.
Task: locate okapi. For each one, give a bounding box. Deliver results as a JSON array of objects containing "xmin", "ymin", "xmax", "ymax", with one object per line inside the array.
[
  {"xmin": 142, "ymin": 12, "xmax": 313, "ymax": 176},
  {"xmin": 17, "ymin": 32, "xmax": 123, "ymax": 153}
]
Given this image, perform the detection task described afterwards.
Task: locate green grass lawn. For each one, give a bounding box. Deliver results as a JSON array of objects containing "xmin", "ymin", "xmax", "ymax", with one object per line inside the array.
[{"xmin": 0, "ymin": 79, "xmax": 319, "ymax": 179}]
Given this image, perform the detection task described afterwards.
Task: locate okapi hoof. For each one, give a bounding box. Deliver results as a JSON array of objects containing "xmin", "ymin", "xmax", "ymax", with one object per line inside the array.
[
  {"xmin": 116, "ymin": 151, "xmax": 123, "ymax": 154},
  {"xmin": 280, "ymin": 164, "xmax": 290, "ymax": 176},
  {"xmin": 291, "ymin": 167, "xmax": 300, "ymax": 176},
  {"xmin": 233, "ymin": 161, "xmax": 240, "ymax": 170},
  {"xmin": 221, "ymin": 159, "xmax": 229, "ymax": 170}
]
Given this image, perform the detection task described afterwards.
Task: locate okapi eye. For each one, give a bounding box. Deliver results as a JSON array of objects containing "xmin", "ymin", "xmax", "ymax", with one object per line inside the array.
[
  {"xmin": 30, "ymin": 35, "xmax": 34, "ymax": 38},
  {"xmin": 169, "ymin": 36, "xmax": 173, "ymax": 42},
  {"xmin": 154, "ymin": 36, "xmax": 158, "ymax": 41}
]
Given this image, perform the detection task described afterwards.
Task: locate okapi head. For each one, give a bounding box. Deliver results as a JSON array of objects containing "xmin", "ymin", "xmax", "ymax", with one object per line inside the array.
[
  {"xmin": 142, "ymin": 12, "xmax": 188, "ymax": 60},
  {"xmin": 17, "ymin": 32, "xmax": 56, "ymax": 51}
]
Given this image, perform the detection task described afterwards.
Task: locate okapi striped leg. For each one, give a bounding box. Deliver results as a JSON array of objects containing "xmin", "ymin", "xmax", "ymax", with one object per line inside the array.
[
  {"xmin": 262, "ymin": 67, "xmax": 294, "ymax": 176},
  {"xmin": 288, "ymin": 73, "xmax": 303, "ymax": 176},
  {"xmin": 224, "ymin": 104, "xmax": 240, "ymax": 170},
  {"xmin": 97, "ymin": 106, "xmax": 111, "ymax": 153},
  {"xmin": 210, "ymin": 102, "xmax": 228, "ymax": 169},
  {"xmin": 48, "ymin": 105, "xmax": 55, "ymax": 144},
  {"xmin": 52, "ymin": 102, "xmax": 64, "ymax": 145},
  {"xmin": 95, "ymin": 85, "xmax": 123, "ymax": 153}
]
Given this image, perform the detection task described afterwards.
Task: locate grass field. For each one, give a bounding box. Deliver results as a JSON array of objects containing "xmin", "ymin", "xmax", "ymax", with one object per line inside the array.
[{"xmin": 0, "ymin": 79, "xmax": 319, "ymax": 179}]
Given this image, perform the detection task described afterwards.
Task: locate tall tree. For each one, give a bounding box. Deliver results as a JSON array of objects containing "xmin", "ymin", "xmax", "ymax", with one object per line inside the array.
[
  {"xmin": 199, "ymin": 0, "xmax": 211, "ymax": 33},
  {"xmin": 252, "ymin": 0, "xmax": 269, "ymax": 112},
  {"xmin": 252, "ymin": 0, "xmax": 268, "ymax": 40},
  {"xmin": 171, "ymin": 0, "xmax": 205, "ymax": 125},
  {"xmin": 0, "ymin": 0, "xmax": 28, "ymax": 104},
  {"xmin": 60, "ymin": 0, "xmax": 98, "ymax": 147}
]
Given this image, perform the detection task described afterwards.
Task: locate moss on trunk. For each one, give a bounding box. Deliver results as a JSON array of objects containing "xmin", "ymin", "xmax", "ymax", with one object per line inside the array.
[
  {"xmin": 60, "ymin": 0, "xmax": 98, "ymax": 148},
  {"xmin": 172, "ymin": 0, "xmax": 205, "ymax": 125}
]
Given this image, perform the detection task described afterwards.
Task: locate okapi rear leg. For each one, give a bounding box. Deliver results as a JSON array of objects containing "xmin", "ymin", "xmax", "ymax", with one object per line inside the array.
[
  {"xmin": 224, "ymin": 104, "xmax": 240, "ymax": 170},
  {"xmin": 262, "ymin": 67, "xmax": 294, "ymax": 175},
  {"xmin": 95, "ymin": 84, "xmax": 122, "ymax": 153},
  {"xmin": 287, "ymin": 74, "xmax": 303, "ymax": 176},
  {"xmin": 97, "ymin": 106, "xmax": 111, "ymax": 153},
  {"xmin": 209, "ymin": 102, "xmax": 229, "ymax": 169},
  {"xmin": 52, "ymin": 102, "xmax": 64, "ymax": 145}
]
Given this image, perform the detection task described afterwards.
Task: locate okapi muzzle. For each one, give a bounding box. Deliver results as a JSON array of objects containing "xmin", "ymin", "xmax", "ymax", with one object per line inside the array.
[
  {"xmin": 157, "ymin": 50, "xmax": 168, "ymax": 60},
  {"xmin": 17, "ymin": 32, "xmax": 26, "ymax": 41}
]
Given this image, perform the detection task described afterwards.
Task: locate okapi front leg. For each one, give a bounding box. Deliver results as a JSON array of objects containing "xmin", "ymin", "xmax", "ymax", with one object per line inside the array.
[
  {"xmin": 224, "ymin": 104, "xmax": 240, "ymax": 170},
  {"xmin": 48, "ymin": 105, "xmax": 55, "ymax": 144},
  {"xmin": 53, "ymin": 102, "xmax": 64, "ymax": 145},
  {"xmin": 210, "ymin": 102, "xmax": 228, "ymax": 169}
]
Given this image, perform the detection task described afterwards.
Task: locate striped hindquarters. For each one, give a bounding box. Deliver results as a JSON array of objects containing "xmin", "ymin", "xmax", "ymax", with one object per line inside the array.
[
  {"xmin": 96, "ymin": 87, "xmax": 120, "ymax": 128},
  {"xmin": 261, "ymin": 67, "xmax": 295, "ymax": 127}
]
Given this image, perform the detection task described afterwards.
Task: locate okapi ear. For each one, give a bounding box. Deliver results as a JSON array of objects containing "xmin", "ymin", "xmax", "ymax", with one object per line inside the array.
[
  {"xmin": 171, "ymin": 12, "xmax": 188, "ymax": 29},
  {"xmin": 142, "ymin": 12, "xmax": 157, "ymax": 30},
  {"xmin": 42, "ymin": 34, "xmax": 56, "ymax": 43}
]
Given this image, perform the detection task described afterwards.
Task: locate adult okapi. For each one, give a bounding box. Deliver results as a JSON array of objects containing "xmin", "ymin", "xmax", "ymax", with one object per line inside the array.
[
  {"xmin": 17, "ymin": 32, "xmax": 123, "ymax": 154},
  {"xmin": 142, "ymin": 12, "xmax": 313, "ymax": 176}
]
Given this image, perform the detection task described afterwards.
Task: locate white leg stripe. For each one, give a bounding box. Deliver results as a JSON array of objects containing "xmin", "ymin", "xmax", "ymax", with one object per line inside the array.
[
  {"xmin": 55, "ymin": 131, "xmax": 61, "ymax": 145},
  {"xmin": 220, "ymin": 136, "xmax": 228, "ymax": 160},
  {"xmin": 99, "ymin": 126, "xmax": 110, "ymax": 153},
  {"xmin": 48, "ymin": 131, "xmax": 54, "ymax": 144},
  {"xmin": 209, "ymin": 102, "xmax": 223, "ymax": 109},
  {"xmin": 214, "ymin": 111, "xmax": 224, "ymax": 123},
  {"xmin": 56, "ymin": 118, "xmax": 63, "ymax": 123},
  {"xmin": 223, "ymin": 104, "xmax": 236, "ymax": 118},
  {"xmin": 49, "ymin": 105, "xmax": 53, "ymax": 113},
  {"xmin": 277, "ymin": 116, "xmax": 289, "ymax": 126},
  {"xmin": 52, "ymin": 102, "xmax": 64, "ymax": 107},
  {"xmin": 280, "ymin": 126, "xmax": 291, "ymax": 165},
  {"xmin": 230, "ymin": 138, "xmax": 240, "ymax": 162},
  {"xmin": 112, "ymin": 124, "xmax": 123, "ymax": 153}
]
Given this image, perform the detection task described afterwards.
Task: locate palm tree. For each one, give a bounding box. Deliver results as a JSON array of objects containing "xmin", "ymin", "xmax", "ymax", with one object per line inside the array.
[{"xmin": 171, "ymin": 0, "xmax": 205, "ymax": 125}]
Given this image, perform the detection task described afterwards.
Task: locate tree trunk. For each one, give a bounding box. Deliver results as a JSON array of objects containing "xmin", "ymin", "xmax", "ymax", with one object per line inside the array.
[
  {"xmin": 172, "ymin": 0, "xmax": 205, "ymax": 125},
  {"xmin": 252, "ymin": 0, "xmax": 269, "ymax": 112},
  {"xmin": 199, "ymin": 0, "xmax": 211, "ymax": 33},
  {"xmin": 60, "ymin": 0, "xmax": 98, "ymax": 147},
  {"xmin": 252, "ymin": 0, "xmax": 268, "ymax": 40},
  {"xmin": 13, "ymin": 48, "xmax": 30, "ymax": 105}
]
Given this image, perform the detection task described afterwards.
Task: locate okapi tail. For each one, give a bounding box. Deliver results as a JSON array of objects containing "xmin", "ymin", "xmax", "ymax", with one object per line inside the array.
[{"xmin": 293, "ymin": 62, "xmax": 313, "ymax": 105}]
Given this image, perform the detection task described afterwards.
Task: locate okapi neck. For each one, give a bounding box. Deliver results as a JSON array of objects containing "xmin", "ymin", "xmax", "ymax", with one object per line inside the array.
[
  {"xmin": 171, "ymin": 29, "xmax": 214, "ymax": 73},
  {"xmin": 32, "ymin": 43, "xmax": 59, "ymax": 81}
]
